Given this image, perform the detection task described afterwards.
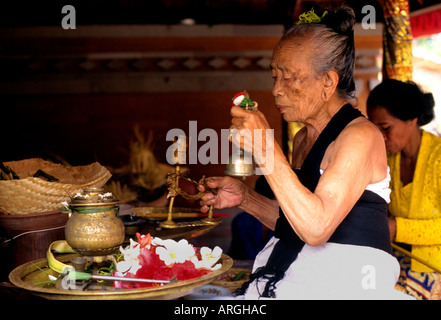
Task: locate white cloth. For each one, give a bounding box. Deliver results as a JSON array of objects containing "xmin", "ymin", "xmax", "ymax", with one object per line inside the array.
[
  {"xmin": 361, "ymin": 166, "xmax": 391, "ymax": 203},
  {"xmin": 238, "ymin": 238, "xmax": 413, "ymax": 300},
  {"xmin": 319, "ymin": 167, "xmax": 392, "ymax": 203}
]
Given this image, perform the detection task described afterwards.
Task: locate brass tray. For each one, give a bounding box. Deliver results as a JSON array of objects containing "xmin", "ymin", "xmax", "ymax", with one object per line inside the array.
[
  {"xmin": 9, "ymin": 253, "xmax": 233, "ymax": 300},
  {"xmin": 129, "ymin": 207, "xmax": 223, "ymax": 240}
]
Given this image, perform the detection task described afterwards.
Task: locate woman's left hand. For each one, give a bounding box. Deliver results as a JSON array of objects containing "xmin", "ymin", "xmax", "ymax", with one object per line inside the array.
[{"xmin": 198, "ymin": 176, "xmax": 248, "ymax": 212}]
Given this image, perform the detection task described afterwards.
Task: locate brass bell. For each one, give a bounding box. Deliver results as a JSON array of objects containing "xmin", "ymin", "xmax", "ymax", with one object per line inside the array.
[
  {"xmin": 224, "ymin": 148, "xmax": 255, "ymax": 177},
  {"xmin": 225, "ymin": 90, "xmax": 258, "ymax": 178}
]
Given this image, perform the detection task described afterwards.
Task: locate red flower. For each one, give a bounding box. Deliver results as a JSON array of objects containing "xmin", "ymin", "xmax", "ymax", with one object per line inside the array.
[
  {"xmin": 114, "ymin": 234, "xmax": 214, "ymax": 289},
  {"xmin": 232, "ymin": 92, "xmax": 246, "ymax": 106},
  {"xmin": 136, "ymin": 232, "xmax": 152, "ymax": 249},
  {"xmin": 171, "ymin": 260, "xmax": 211, "ymax": 281},
  {"xmin": 129, "ymin": 249, "xmax": 174, "ymax": 288}
]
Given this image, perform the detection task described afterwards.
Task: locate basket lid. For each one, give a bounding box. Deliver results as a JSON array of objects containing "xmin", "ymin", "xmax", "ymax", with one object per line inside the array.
[{"xmin": 69, "ymin": 188, "xmax": 119, "ymax": 207}]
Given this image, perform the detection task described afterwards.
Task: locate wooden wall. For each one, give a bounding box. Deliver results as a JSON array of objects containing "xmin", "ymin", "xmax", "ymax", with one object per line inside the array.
[{"xmin": 0, "ymin": 24, "xmax": 382, "ymax": 191}]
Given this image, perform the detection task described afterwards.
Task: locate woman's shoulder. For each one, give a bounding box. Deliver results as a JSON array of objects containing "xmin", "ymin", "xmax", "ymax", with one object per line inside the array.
[
  {"xmin": 323, "ymin": 117, "xmax": 384, "ymax": 159},
  {"xmin": 423, "ymin": 130, "xmax": 441, "ymax": 148},
  {"xmin": 339, "ymin": 116, "xmax": 384, "ymax": 147},
  {"xmin": 421, "ymin": 130, "xmax": 441, "ymax": 165},
  {"xmin": 327, "ymin": 117, "xmax": 387, "ymax": 180}
]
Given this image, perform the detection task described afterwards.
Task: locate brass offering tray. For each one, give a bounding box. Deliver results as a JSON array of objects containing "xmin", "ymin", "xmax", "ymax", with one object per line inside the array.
[
  {"xmin": 129, "ymin": 207, "xmax": 223, "ymax": 240},
  {"xmin": 9, "ymin": 253, "xmax": 233, "ymax": 300}
]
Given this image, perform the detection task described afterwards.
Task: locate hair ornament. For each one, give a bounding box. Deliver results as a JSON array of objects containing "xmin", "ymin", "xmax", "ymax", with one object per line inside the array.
[{"xmin": 296, "ymin": 8, "xmax": 328, "ymax": 25}]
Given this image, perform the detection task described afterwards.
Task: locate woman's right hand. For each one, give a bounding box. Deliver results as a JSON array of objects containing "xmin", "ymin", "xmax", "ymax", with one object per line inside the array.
[{"xmin": 198, "ymin": 176, "xmax": 248, "ymax": 213}]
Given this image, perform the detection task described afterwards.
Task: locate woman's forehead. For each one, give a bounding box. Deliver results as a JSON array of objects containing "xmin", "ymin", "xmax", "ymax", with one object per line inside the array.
[
  {"xmin": 369, "ymin": 106, "xmax": 396, "ymax": 122},
  {"xmin": 271, "ymin": 41, "xmax": 311, "ymax": 69}
]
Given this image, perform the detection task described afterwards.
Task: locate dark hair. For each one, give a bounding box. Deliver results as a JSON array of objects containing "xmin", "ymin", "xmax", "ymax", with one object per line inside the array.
[
  {"xmin": 279, "ymin": 6, "xmax": 356, "ymax": 103},
  {"xmin": 366, "ymin": 79, "xmax": 435, "ymax": 126}
]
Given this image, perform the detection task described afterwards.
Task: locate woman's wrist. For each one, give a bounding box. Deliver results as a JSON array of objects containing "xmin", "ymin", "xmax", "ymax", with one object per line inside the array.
[{"xmin": 389, "ymin": 216, "xmax": 396, "ymax": 242}]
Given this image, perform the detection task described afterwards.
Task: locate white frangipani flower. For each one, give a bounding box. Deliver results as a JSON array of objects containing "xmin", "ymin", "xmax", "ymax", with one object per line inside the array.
[
  {"xmin": 117, "ymin": 238, "xmax": 142, "ymax": 275},
  {"xmin": 191, "ymin": 246, "xmax": 223, "ymax": 270},
  {"xmin": 155, "ymin": 238, "xmax": 196, "ymax": 265}
]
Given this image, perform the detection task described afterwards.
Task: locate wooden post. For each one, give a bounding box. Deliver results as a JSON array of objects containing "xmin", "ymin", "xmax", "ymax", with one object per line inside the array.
[{"xmin": 379, "ymin": 0, "xmax": 413, "ymax": 81}]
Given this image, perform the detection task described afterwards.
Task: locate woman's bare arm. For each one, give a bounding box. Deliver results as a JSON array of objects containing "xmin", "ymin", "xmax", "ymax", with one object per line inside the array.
[
  {"xmin": 238, "ymin": 187, "xmax": 280, "ymax": 230},
  {"xmin": 265, "ymin": 119, "xmax": 387, "ymax": 246}
]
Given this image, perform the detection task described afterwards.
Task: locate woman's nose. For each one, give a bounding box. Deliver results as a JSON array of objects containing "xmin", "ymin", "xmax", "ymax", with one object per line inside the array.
[{"xmin": 272, "ymin": 79, "xmax": 283, "ymax": 97}]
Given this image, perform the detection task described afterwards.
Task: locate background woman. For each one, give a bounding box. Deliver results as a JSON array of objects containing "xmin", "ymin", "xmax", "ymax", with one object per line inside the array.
[{"xmin": 367, "ymin": 79, "xmax": 441, "ymax": 300}]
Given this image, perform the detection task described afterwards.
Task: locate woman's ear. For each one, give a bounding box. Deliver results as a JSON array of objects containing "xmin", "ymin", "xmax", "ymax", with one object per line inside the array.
[
  {"xmin": 322, "ymin": 70, "xmax": 339, "ymax": 101},
  {"xmin": 407, "ymin": 117, "xmax": 419, "ymax": 128}
]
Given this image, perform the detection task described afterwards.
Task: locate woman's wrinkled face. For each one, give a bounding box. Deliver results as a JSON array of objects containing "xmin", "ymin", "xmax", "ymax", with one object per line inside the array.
[
  {"xmin": 368, "ymin": 106, "xmax": 416, "ymax": 154},
  {"xmin": 271, "ymin": 39, "xmax": 324, "ymax": 123}
]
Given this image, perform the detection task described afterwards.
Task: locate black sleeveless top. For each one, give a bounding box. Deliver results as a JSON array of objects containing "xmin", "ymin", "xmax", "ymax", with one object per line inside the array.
[{"xmin": 235, "ymin": 104, "xmax": 391, "ymax": 298}]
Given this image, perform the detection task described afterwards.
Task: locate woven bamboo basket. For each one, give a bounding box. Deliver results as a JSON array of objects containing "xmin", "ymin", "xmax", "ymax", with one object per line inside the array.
[
  {"xmin": 0, "ymin": 158, "xmax": 112, "ymax": 215},
  {"xmin": 211, "ymin": 268, "xmax": 251, "ymax": 292}
]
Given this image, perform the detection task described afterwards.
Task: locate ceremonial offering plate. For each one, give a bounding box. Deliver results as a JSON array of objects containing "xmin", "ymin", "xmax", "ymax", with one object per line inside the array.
[
  {"xmin": 130, "ymin": 207, "xmax": 223, "ymax": 240},
  {"xmin": 9, "ymin": 253, "xmax": 233, "ymax": 300}
]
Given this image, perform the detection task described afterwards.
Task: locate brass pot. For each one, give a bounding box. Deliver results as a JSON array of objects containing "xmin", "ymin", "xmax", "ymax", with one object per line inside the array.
[{"xmin": 64, "ymin": 188, "xmax": 125, "ymax": 256}]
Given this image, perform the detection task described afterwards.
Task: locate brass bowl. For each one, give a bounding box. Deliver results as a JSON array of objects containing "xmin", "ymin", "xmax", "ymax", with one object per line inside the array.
[
  {"xmin": 65, "ymin": 206, "xmax": 125, "ymax": 256},
  {"xmin": 64, "ymin": 188, "xmax": 125, "ymax": 256}
]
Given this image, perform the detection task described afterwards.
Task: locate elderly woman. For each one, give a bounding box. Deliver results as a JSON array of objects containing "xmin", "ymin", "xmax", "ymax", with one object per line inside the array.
[
  {"xmin": 367, "ymin": 79, "xmax": 441, "ymax": 300},
  {"xmin": 200, "ymin": 6, "xmax": 408, "ymax": 299}
]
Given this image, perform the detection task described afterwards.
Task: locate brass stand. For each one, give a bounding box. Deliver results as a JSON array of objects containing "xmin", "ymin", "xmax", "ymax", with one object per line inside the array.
[
  {"xmin": 160, "ymin": 165, "xmax": 180, "ymax": 228},
  {"xmin": 159, "ymin": 165, "xmax": 219, "ymax": 229},
  {"xmin": 201, "ymin": 205, "xmax": 218, "ymax": 225}
]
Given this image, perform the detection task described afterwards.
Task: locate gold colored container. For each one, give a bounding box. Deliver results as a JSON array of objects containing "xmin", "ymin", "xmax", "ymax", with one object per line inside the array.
[{"xmin": 64, "ymin": 188, "xmax": 125, "ymax": 256}]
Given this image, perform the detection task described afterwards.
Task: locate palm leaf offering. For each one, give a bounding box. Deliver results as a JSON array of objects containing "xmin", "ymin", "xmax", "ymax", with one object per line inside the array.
[
  {"xmin": 0, "ymin": 162, "xmax": 20, "ymax": 180},
  {"xmin": 105, "ymin": 127, "xmax": 174, "ymax": 204}
]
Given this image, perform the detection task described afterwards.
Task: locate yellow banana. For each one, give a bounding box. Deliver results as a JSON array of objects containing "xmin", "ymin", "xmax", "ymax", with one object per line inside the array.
[{"xmin": 47, "ymin": 240, "xmax": 76, "ymax": 274}]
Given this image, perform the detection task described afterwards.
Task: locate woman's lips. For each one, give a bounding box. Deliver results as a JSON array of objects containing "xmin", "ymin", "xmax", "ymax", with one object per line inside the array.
[{"xmin": 276, "ymin": 105, "xmax": 288, "ymax": 113}]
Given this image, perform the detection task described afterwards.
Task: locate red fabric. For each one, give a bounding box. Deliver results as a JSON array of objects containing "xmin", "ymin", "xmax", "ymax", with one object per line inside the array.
[{"xmin": 411, "ymin": 7, "xmax": 441, "ymax": 38}]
